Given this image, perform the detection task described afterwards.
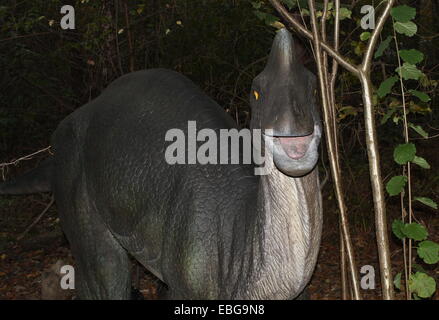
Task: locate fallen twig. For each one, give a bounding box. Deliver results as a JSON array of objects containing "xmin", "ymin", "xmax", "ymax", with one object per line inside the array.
[
  {"xmin": 0, "ymin": 146, "xmax": 52, "ymax": 180},
  {"xmin": 17, "ymin": 196, "xmax": 55, "ymax": 241}
]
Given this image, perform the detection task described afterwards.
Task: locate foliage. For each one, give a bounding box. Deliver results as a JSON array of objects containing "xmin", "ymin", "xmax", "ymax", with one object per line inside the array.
[
  {"xmin": 381, "ymin": 4, "xmax": 438, "ymax": 299},
  {"xmin": 0, "ymin": 0, "xmax": 274, "ymax": 157}
]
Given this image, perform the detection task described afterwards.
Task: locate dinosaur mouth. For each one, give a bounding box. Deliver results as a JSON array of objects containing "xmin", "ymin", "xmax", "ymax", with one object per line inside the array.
[{"xmin": 276, "ymin": 133, "xmax": 314, "ymax": 160}]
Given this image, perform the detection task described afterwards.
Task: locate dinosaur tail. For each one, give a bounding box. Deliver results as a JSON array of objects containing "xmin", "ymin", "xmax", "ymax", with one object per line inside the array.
[{"xmin": 0, "ymin": 158, "xmax": 53, "ymax": 195}]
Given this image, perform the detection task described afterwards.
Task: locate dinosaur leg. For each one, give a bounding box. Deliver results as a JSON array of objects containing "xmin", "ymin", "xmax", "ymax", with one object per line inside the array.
[
  {"xmin": 70, "ymin": 217, "xmax": 132, "ymax": 300},
  {"xmin": 55, "ymin": 179, "xmax": 132, "ymax": 299}
]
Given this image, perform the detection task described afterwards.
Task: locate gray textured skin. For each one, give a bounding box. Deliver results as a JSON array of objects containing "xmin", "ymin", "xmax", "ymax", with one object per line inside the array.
[{"xmin": 0, "ymin": 29, "xmax": 322, "ymax": 299}]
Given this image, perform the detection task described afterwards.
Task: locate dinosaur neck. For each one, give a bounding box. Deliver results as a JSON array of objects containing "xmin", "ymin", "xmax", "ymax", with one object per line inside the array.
[{"xmin": 244, "ymin": 153, "xmax": 322, "ymax": 299}]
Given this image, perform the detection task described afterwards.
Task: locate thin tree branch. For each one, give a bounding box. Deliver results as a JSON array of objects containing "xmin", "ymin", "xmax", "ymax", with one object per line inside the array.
[
  {"xmin": 330, "ymin": 0, "xmax": 341, "ymax": 90},
  {"xmin": 393, "ymin": 20, "xmax": 412, "ymax": 300},
  {"xmin": 331, "ymin": 0, "xmax": 349, "ymax": 300},
  {"xmin": 123, "ymin": 0, "xmax": 135, "ymax": 72},
  {"xmin": 340, "ymin": 225, "xmax": 349, "ymax": 300},
  {"xmin": 330, "ymin": 0, "xmax": 340, "ymax": 158},
  {"xmin": 357, "ymin": 0, "xmax": 395, "ymax": 300},
  {"xmin": 269, "ymin": 0, "xmax": 359, "ymax": 75},
  {"xmin": 361, "ymin": 0, "xmax": 395, "ymax": 72},
  {"xmin": 0, "ymin": 147, "xmax": 52, "ymax": 180},
  {"xmin": 115, "ymin": 0, "xmax": 124, "ymax": 76},
  {"xmin": 0, "ymin": 32, "xmax": 55, "ymax": 43},
  {"xmin": 17, "ymin": 196, "xmax": 55, "ymax": 241},
  {"xmin": 307, "ymin": 0, "xmax": 361, "ymax": 300}
]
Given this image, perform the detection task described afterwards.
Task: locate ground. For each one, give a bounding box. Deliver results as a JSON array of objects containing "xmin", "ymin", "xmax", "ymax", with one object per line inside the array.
[{"xmin": 0, "ymin": 168, "xmax": 437, "ymax": 299}]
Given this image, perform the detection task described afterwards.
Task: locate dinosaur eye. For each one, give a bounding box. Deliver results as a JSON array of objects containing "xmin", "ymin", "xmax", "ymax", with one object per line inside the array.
[{"xmin": 253, "ymin": 90, "xmax": 260, "ymax": 100}]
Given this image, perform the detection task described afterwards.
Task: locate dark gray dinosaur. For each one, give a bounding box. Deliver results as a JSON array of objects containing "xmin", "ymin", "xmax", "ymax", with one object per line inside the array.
[{"xmin": 0, "ymin": 29, "xmax": 322, "ymax": 299}]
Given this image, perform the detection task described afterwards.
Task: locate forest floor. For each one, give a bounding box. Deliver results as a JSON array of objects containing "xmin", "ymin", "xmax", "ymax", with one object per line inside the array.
[{"xmin": 0, "ymin": 142, "xmax": 438, "ymax": 300}]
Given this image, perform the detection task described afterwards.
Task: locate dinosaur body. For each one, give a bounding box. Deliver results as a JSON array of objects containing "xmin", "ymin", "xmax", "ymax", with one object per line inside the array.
[{"xmin": 0, "ymin": 29, "xmax": 322, "ymax": 299}]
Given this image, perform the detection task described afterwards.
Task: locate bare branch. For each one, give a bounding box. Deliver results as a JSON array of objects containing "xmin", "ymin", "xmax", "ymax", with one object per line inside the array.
[
  {"xmin": 329, "ymin": 0, "xmax": 340, "ymax": 157},
  {"xmin": 361, "ymin": 0, "xmax": 396, "ymax": 72},
  {"xmin": 0, "ymin": 146, "xmax": 52, "ymax": 180},
  {"xmin": 331, "ymin": 0, "xmax": 341, "ymax": 81},
  {"xmin": 356, "ymin": 0, "xmax": 396, "ymax": 300},
  {"xmin": 307, "ymin": 0, "xmax": 361, "ymax": 300},
  {"xmin": 393, "ymin": 21, "xmax": 412, "ymax": 300},
  {"xmin": 123, "ymin": 0, "xmax": 135, "ymax": 72},
  {"xmin": 17, "ymin": 196, "xmax": 55, "ymax": 241},
  {"xmin": 269, "ymin": 0, "xmax": 359, "ymax": 75}
]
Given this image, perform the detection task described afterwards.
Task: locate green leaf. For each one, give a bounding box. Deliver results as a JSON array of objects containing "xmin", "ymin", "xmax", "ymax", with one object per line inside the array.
[
  {"xmin": 409, "ymin": 123, "xmax": 429, "ymax": 138},
  {"xmin": 374, "ymin": 36, "xmax": 392, "ymax": 59},
  {"xmin": 417, "ymin": 240, "xmax": 439, "ymax": 264},
  {"xmin": 326, "ymin": 2, "xmax": 333, "ymax": 11},
  {"xmin": 254, "ymin": 11, "xmax": 278, "ymax": 26},
  {"xmin": 412, "ymin": 263, "xmax": 427, "ymax": 273},
  {"xmin": 360, "ymin": 32, "xmax": 371, "ymax": 41},
  {"xmin": 354, "ymin": 41, "xmax": 365, "ymax": 56},
  {"xmin": 414, "ymin": 197, "xmax": 438, "ymax": 209},
  {"xmin": 409, "ymin": 90, "xmax": 431, "ymax": 102},
  {"xmin": 412, "ymin": 156, "xmax": 430, "ymax": 169},
  {"xmin": 264, "ymin": 13, "xmax": 278, "ymax": 25},
  {"xmin": 254, "ymin": 10, "xmax": 265, "ymax": 20},
  {"xmin": 394, "ymin": 143, "xmax": 416, "ymax": 165},
  {"xmin": 393, "ymin": 116, "xmax": 401, "ymax": 125},
  {"xmin": 381, "ymin": 107, "xmax": 397, "ymax": 125},
  {"xmin": 409, "ymin": 272, "xmax": 436, "ymax": 298},
  {"xmin": 402, "ymin": 223, "xmax": 428, "ymax": 241},
  {"xmin": 386, "ymin": 176, "xmax": 408, "ymax": 196},
  {"xmin": 372, "ymin": 94, "xmax": 378, "ymax": 107},
  {"xmin": 396, "ymin": 63, "xmax": 424, "ymax": 80},
  {"xmin": 337, "ymin": 106, "xmax": 358, "ymax": 120},
  {"xmin": 392, "ymin": 219, "xmax": 405, "ymax": 239},
  {"xmin": 394, "ymin": 21, "xmax": 418, "ymax": 37},
  {"xmin": 394, "ymin": 272, "xmax": 402, "ymax": 290},
  {"xmin": 399, "ymin": 49, "xmax": 424, "ymax": 64},
  {"xmin": 339, "ymin": 7, "xmax": 352, "ymax": 20},
  {"xmin": 391, "ymin": 5, "xmax": 416, "ymax": 22},
  {"xmin": 420, "ymin": 74, "xmax": 438, "ymax": 88},
  {"xmin": 413, "ymin": 293, "xmax": 422, "ymax": 300},
  {"xmin": 281, "ymin": 0, "xmax": 296, "ymax": 10},
  {"xmin": 377, "ymin": 76, "xmax": 398, "ymax": 98},
  {"xmin": 301, "ymin": 8, "xmax": 310, "ymax": 16},
  {"xmin": 409, "ymin": 101, "xmax": 432, "ymax": 114}
]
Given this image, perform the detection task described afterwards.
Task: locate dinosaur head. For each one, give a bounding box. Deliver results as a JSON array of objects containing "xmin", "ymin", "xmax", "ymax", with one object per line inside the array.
[{"xmin": 250, "ymin": 28, "xmax": 321, "ymax": 177}]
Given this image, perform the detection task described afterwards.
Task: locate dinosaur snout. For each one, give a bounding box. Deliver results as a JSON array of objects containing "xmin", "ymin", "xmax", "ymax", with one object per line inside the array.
[{"xmin": 278, "ymin": 134, "xmax": 314, "ymax": 160}]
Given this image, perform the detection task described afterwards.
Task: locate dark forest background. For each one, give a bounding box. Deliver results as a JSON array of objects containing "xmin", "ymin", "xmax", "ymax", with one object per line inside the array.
[{"xmin": 0, "ymin": 0, "xmax": 438, "ymax": 299}]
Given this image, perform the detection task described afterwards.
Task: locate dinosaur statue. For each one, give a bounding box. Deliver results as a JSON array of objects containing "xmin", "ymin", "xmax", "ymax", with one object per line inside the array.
[{"xmin": 0, "ymin": 28, "xmax": 322, "ymax": 299}]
